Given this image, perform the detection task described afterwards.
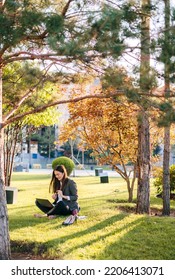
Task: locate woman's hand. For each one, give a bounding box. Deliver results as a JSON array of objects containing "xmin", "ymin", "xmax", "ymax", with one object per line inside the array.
[
  {"xmin": 57, "ymin": 190, "xmax": 63, "ymax": 197},
  {"xmin": 57, "ymin": 190, "xmax": 69, "ymax": 200},
  {"xmin": 52, "ymin": 193, "xmax": 57, "ymax": 200}
]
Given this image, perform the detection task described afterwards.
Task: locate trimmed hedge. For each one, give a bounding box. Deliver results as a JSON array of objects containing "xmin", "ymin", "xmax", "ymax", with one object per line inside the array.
[{"xmin": 52, "ymin": 156, "xmax": 75, "ymax": 176}]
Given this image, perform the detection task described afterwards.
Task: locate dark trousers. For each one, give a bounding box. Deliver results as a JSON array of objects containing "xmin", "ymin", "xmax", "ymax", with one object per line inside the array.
[{"xmin": 35, "ymin": 199, "xmax": 71, "ymax": 216}]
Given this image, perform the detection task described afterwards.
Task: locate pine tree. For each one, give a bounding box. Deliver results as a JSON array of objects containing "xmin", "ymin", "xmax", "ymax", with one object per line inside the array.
[
  {"xmin": 136, "ymin": 0, "xmax": 151, "ymax": 214},
  {"xmin": 162, "ymin": 0, "xmax": 171, "ymax": 216}
]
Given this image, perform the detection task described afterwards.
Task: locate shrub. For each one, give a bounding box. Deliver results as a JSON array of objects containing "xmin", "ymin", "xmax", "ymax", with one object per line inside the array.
[
  {"xmin": 52, "ymin": 156, "xmax": 75, "ymax": 176},
  {"xmin": 153, "ymin": 164, "xmax": 175, "ymax": 195}
]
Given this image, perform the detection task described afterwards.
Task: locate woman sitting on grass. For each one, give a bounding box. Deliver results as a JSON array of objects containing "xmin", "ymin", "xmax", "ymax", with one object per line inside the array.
[{"xmin": 34, "ymin": 165, "xmax": 79, "ymax": 221}]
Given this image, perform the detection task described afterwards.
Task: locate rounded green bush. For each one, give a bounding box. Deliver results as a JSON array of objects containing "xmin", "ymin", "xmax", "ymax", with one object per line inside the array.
[
  {"xmin": 52, "ymin": 156, "xmax": 75, "ymax": 176},
  {"xmin": 153, "ymin": 164, "xmax": 175, "ymax": 195}
]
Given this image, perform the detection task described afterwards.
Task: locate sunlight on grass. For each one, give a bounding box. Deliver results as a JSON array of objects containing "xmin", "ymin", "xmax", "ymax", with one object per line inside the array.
[{"xmin": 8, "ymin": 172, "xmax": 175, "ymax": 260}]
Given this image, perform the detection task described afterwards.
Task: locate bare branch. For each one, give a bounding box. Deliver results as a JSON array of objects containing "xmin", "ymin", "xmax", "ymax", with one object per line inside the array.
[
  {"xmin": 62, "ymin": 0, "xmax": 74, "ymax": 17},
  {"xmin": 23, "ymin": 30, "xmax": 48, "ymax": 42}
]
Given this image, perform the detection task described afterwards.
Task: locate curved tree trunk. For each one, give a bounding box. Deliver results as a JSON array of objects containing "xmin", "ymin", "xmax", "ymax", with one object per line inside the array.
[
  {"xmin": 4, "ymin": 125, "xmax": 19, "ymax": 186},
  {"xmin": 113, "ymin": 163, "xmax": 136, "ymax": 203},
  {"xmin": 0, "ymin": 68, "xmax": 11, "ymax": 259},
  {"xmin": 0, "ymin": 173, "xmax": 11, "ymax": 259}
]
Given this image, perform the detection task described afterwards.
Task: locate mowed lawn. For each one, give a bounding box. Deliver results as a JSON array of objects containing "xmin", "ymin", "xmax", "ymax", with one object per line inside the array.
[{"xmin": 7, "ymin": 172, "xmax": 175, "ymax": 260}]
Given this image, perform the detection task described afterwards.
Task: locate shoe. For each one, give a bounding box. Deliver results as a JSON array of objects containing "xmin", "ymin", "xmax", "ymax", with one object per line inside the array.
[{"xmin": 62, "ymin": 215, "xmax": 77, "ymax": 225}]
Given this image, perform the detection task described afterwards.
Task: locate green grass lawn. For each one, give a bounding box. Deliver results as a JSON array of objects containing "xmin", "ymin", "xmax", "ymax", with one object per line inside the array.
[{"xmin": 8, "ymin": 172, "xmax": 175, "ymax": 260}]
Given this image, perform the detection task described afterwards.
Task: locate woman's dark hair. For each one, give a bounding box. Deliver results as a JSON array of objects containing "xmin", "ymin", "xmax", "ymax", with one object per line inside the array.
[{"xmin": 49, "ymin": 165, "xmax": 68, "ymax": 193}]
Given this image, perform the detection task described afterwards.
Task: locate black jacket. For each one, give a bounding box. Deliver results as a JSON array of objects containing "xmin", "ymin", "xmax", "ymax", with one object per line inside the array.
[{"xmin": 54, "ymin": 178, "xmax": 79, "ymax": 211}]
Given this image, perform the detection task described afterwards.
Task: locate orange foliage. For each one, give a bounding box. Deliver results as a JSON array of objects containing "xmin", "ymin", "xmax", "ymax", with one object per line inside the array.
[{"xmin": 59, "ymin": 96, "xmax": 139, "ymax": 166}]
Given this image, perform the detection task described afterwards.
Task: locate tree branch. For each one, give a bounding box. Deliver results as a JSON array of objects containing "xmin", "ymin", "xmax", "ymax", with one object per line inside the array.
[
  {"xmin": 62, "ymin": 0, "xmax": 74, "ymax": 17},
  {"xmin": 4, "ymin": 91, "xmax": 124, "ymax": 126},
  {"xmin": 3, "ymin": 87, "xmax": 172, "ymax": 127},
  {"xmin": 3, "ymin": 52, "xmax": 72, "ymax": 66}
]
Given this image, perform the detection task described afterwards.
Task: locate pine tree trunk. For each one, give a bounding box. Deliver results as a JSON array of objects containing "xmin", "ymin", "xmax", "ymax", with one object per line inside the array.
[
  {"xmin": 0, "ymin": 67, "xmax": 11, "ymax": 259},
  {"xmin": 136, "ymin": 0, "xmax": 151, "ymax": 214},
  {"xmin": 162, "ymin": 0, "xmax": 170, "ymax": 216},
  {"xmin": 136, "ymin": 110, "xmax": 150, "ymax": 213},
  {"xmin": 162, "ymin": 126, "xmax": 170, "ymax": 215}
]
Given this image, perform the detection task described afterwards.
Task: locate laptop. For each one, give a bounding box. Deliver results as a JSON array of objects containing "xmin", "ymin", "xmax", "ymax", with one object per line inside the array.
[{"xmin": 36, "ymin": 198, "xmax": 53, "ymax": 208}]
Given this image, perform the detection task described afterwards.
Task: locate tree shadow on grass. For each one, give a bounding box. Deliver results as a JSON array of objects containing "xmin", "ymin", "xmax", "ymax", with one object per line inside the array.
[
  {"xmin": 11, "ymin": 214, "xmax": 175, "ymax": 260},
  {"xmin": 59, "ymin": 216, "xmax": 144, "ymax": 259},
  {"xmin": 10, "ymin": 239, "xmax": 62, "ymax": 260},
  {"xmin": 96, "ymin": 216, "xmax": 175, "ymax": 260},
  {"xmin": 8, "ymin": 205, "xmax": 64, "ymax": 232},
  {"xmin": 43, "ymin": 213, "xmax": 132, "ymax": 258},
  {"xmin": 8, "ymin": 197, "xmax": 149, "ymax": 259},
  {"xmin": 11, "ymin": 239, "xmax": 46, "ymax": 255}
]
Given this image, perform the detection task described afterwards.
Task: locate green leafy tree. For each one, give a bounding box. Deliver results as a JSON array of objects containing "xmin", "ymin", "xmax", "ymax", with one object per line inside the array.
[{"xmin": 3, "ymin": 62, "xmax": 59, "ymax": 186}]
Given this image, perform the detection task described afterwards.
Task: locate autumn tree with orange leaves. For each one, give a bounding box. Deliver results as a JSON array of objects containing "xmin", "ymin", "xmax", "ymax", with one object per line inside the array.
[{"xmin": 60, "ymin": 89, "xmax": 138, "ymax": 203}]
